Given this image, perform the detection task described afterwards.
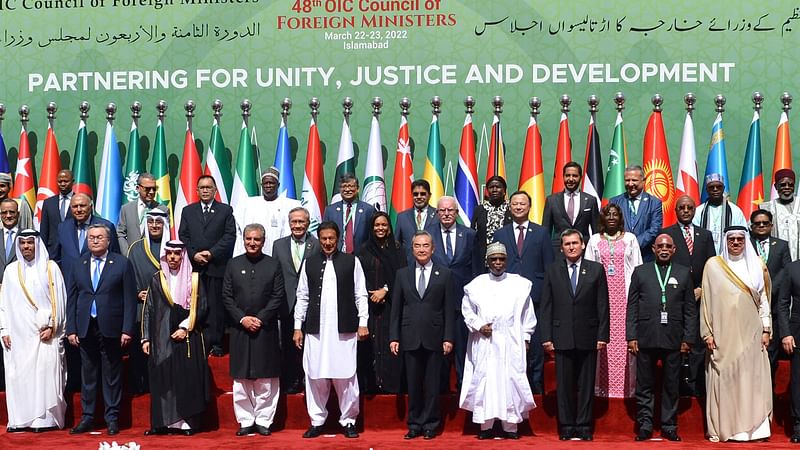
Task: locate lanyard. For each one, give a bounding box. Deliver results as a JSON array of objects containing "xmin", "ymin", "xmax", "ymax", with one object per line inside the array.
[{"xmin": 654, "ymin": 263, "xmax": 672, "ymax": 310}]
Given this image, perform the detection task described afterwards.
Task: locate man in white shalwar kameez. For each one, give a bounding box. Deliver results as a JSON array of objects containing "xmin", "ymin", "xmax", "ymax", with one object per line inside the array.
[
  {"xmin": 761, "ymin": 168, "xmax": 800, "ymax": 260},
  {"xmin": 293, "ymin": 221, "xmax": 368, "ymax": 439},
  {"xmin": 460, "ymin": 242, "xmax": 536, "ymax": 440},
  {"xmin": 0, "ymin": 229, "xmax": 67, "ymax": 432},
  {"xmin": 233, "ymin": 167, "xmax": 301, "ymax": 257}
]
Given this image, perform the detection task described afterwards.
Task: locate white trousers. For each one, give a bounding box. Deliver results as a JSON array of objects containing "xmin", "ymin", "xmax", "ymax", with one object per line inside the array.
[
  {"xmin": 305, "ymin": 374, "xmax": 360, "ymax": 426},
  {"xmin": 233, "ymin": 378, "xmax": 280, "ymax": 428},
  {"xmin": 480, "ymin": 419, "xmax": 517, "ymax": 433}
]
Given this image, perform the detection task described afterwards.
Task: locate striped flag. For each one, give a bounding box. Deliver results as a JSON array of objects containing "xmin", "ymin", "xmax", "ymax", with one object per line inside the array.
[
  {"xmin": 454, "ymin": 112, "xmax": 478, "ymax": 226},
  {"xmin": 301, "ymin": 116, "xmax": 327, "ymax": 232},
  {"xmin": 13, "ymin": 121, "xmax": 36, "ymax": 211},
  {"xmin": 124, "ymin": 116, "xmax": 143, "ymax": 202},
  {"xmin": 771, "ymin": 110, "xmax": 793, "ymax": 200},
  {"xmin": 35, "ymin": 118, "xmax": 61, "ymax": 223},
  {"xmin": 552, "ymin": 112, "xmax": 572, "ymax": 193},
  {"xmin": 643, "ymin": 108, "xmax": 677, "ymax": 226},
  {"xmin": 273, "ymin": 118, "xmax": 297, "ymax": 199},
  {"xmin": 737, "ymin": 110, "xmax": 764, "ymax": 218},
  {"xmin": 485, "ymin": 114, "xmax": 506, "ymax": 187},
  {"xmin": 423, "ymin": 114, "xmax": 445, "ymax": 206},
  {"xmin": 603, "ymin": 112, "xmax": 627, "ymax": 206},
  {"xmin": 0, "ymin": 120, "xmax": 9, "ymax": 174},
  {"xmin": 174, "ymin": 117, "xmax": 202, "ymax": 231},
  {"xmin": 204, "ymin": 116, "xmax": 232, "ymax": 203},
  {"xmin": 519, "ymin": 114, "xmax": 546, "ymax": 223},
  {"xmin": 72, "ymin": 116, "xmax": 93, "ymax": 197},
  {"xmin": 702, "ymin": 113, "xmax": 730, "ymax": 201},
  {"xmin": 231, "ymin": 117, "xmax": 259, "ymax": 206},
  {"xmin": 362, "ymin": 115, "xmax": 386, "ymax": 213},
  {"xmin": 151, "ymin": 117, "xmax": 173, "ymax": 235},
  {"xmin": 676, "ymin": 110, "xmax": 700, "ymax": 205},
  {"xmin": 331, "ymin": 115, "xmax": 355, "ymax": 204},
  {"xmin": 582, "ymin": 112, "xmax": 604, "ymax": 210},
  {"xmin": 96, "ymin": 118, "xmax": 122, "ymax": 224},
  {"xmin": 389, "ymin": 114, "xmax": 413, "ymax": 225}
]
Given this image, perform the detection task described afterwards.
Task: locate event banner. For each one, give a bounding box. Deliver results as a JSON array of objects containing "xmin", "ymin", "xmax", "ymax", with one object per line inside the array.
[{"xmin": 1, "ymin": 0, "xmax": 798, "ymax": 198}]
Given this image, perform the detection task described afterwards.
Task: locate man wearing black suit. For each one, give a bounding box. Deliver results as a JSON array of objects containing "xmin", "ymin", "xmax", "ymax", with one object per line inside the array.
[
  {"xmin": 394, "ymin": 179, "xmax": 438, "ymax": 264},
  {"xmin": 778, "ymin": 259, "xmax": 800, "ymax": 442},
  {"xmin": 39, "ymin": 169, "xmax": 73, "ymax": 255},
  {"xmin": 660, "ymin": 195, "xmax": 716, "ymax": 397},
  {"xmin": 390, "ymin": 231, "xmax": 454, "ymax": 440},
  {"xmin": 272, "ymin": 206, "xmax": 320, "ymax": 394},
  {"xmin": 54, "ymin": 193, "xmax": 120, "ymax": 272},
  {"xmin": 541, "ymin": 229, "xmax": 609, "ymax": 441},
  {"xmin": 627, "ymin": 234, "xmax": 696, "ymax": 442},
  {"xmin": 66, "ymin": 224, "xmax": 136, "ymax": 436},
  {"xmin": 493, "ymin": 190, "xmax": 554, "ymax": 393},
  {"xmin": 178, "ymin": 175, "xmax": 236, "ymax": 357},
  {"xmin": 426, "ymin": 195, "xmax": 478, "ymax": 388},
  {"xmin": 750, "ymin": 208, "xmax": 792, "ymax": 377},
  {"xmin": 542, "ymin": 162, "xmax": 600, "ymax": 254},
  {"xmin": 322, "ymin": 174, "xmax": 376, "ymax": 254}
]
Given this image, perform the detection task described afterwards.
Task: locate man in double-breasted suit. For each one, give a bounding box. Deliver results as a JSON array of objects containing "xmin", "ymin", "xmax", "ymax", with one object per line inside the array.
[
  {"xmin": 610, "ymin": 165, "xmax": 663, "ymax": 261},
  {"xmin": 66, "ymin": 224, "xmax": 136, "ymax": 436},
  {"xmin": 394, "ymin": 179, "xmax": 438, "ymax": 264},
  {"xmin": 39, "ymin": 169, "xmax": 74, "ymax": 256},
  {"xmin": 778, "ymin": 259, "xmax": 800, "ymax": 443},
  {"xmin": 661, "ymin": 195, "xmax": 716, "ymax": 397},
  {"xmin": 322, "ymin": 174, "xmax": 376, "ymax": 254},
  {"xmin": 390, "ymin": 231, "xmax": 454, "ymax": 440},
  {"xmin": 493, "ymin": 190, "xmax": 554, "ymax": 393},
  {"xmin": 627, "ymin": 234, "xmax": 696, "ymax": 442},
  {"xmin": 178, "ymin": 175, "xmax": 236, "ymax": 357},
  {"xmin": 272, "ymin": 206, "xmax": 321, "ymax": 393},
  {"xmin": 541, "ymin": 229, "xmax": 609, "ymax": 441},
  {"xmin": 54, "ymin": 193, "xmax": 119, "ymax": 271},
  {"xmin": 116, "ymin": 173, "xmax": 168, "ymax": 255},
  {"xmin": 542, "ymin": 162, "xmax": 600, "ymax": 254}
]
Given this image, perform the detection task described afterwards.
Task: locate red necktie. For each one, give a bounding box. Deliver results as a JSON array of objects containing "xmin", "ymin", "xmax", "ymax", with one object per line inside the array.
[
  {"xmin": 345, "ymin": 203, "xmax": 355, "ymax": 253},
  {"xmin": 684, "ymin": 225, "xmax": 693, "ymax": 255},
  {"xmin": 517, "ymin": 225, "xmax": 525, "ymax": 255}
]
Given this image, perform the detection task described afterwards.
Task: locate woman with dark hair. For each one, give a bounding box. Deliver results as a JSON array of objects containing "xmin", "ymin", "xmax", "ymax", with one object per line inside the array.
[
  {"xmin": 585, "ymin": 203, "xmax": 642, "ymax": 399},
  {"xmin": 356, "ymin": 211, "xmax": 407, "ymax": 393}
]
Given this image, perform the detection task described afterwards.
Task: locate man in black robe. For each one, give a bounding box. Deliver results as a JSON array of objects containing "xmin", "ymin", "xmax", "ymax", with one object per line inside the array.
[
  {"xmin": 141, "ymin": 240, "xmax": 209, "ymax": 436},
  {"xmin": 223, "ymin": 223, "xmax": 285, "ymax": 436}
]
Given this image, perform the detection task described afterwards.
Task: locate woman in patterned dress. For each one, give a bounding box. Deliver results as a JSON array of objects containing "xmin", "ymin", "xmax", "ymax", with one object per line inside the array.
[{"xmin": 585, "ymin": 203, "xmax": 643, "ymax": 398}]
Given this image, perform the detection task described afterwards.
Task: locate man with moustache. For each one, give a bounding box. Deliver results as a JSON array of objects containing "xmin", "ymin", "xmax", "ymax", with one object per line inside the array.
[
  {"xmin": 322, "ymin": 174, "xmax": 376, "ymax": 254},
  {"xmin": 116, "ymin": 173, "xmax": 169, "ymax": 255},
  {"xmin": 394, "ymin": 180, "xmax": 439, "ymax": 264},
  {"xmin": 542, "ymin": 162, "xmax": 600, "ymax": 254},
  {"xmin": 609, "ymin": 165, "xmax": 663, "ymax": 262},
  {"xmin": 39, "ymin": 169, "xmax": 74, "ymax": 255},
  {"xmin": 0, "ymin": 173, "xmax": 33, "ymax": 231},
  {"xmin": 761, "ymin": 168, "xmax": 800, "ymax": 260},
  {"xmin": 627, "ymin": 234, "xmax": 696, "ymax": 442},
  {"xmin": 693, "ymin": 173, "xmax": 747, "ymax": 254}
]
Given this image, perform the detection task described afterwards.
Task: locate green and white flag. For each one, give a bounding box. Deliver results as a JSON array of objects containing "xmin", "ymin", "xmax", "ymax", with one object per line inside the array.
[
  {"xmin": 331, "ymin": 115, "xmax": 355, "ymax": 204},
  {"xmin": 362, "ymin": 115, "xmax": 386, "ymax": 212},
  {"xmin": 124, "ymin": 117, "xmax": 143, "ymax": 202},
  {"xmin": 231, "ymin": 117, "xmax": 259, "ymax": 206},
  {"xmin": 203, "ymin": 116, "xmax": 233, "ymax": 203}
]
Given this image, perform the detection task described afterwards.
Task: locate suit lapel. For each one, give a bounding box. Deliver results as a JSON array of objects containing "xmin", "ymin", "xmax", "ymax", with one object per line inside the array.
[
  {"xmin": 407, "ymin": 266, "xmax": 422, "ymax": 300},
  {"xmin": 555, "ymin": 192, "xmax": 568, "ymax": 223}
]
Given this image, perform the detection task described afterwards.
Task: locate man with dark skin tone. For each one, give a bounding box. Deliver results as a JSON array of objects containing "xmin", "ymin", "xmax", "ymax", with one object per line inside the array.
[
  {"xmin": 471, "ymin": 176, "xmax": 512, "ymax": 267},
  {"xmin": 761, "ymin": 168, "xmax": 800, "ymax": 260},
  {"xmin": 693, "ymin": 174, "xmax": 746, "ymax": 254},
  {"xmin": 41, "ymin": 169, "xmax": 75, "ymax": 254}
]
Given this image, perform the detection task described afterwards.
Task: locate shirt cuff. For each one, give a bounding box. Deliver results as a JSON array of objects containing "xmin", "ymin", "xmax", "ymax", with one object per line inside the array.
[
  {"xmin": 178, "ymin": 318, "xmax": 190, "ymax": 330},
  {"xmin": 359, "ymin": 317, "xmax": 368, "ymax": 328},
  {"xmin": 761, "ymin": 317, "xmax": 771, "ymax": 328},
  {"xmin": 294, "ymin": 319, "xmax": 303, "ymax": 330}
]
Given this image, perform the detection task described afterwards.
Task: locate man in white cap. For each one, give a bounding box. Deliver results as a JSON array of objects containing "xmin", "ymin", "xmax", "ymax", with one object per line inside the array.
[
  {"xmin": 0, "ymin": 229, "xmax": 68, "ymax": 432},
  {"xmin": 141, "ymin": 239, "xmax": 209, "ymax": 436},
  {"xmin": 694, "ymin": 173, "xmax": 747, "ymax": 254},
  {"xmin": 761, "ymin": 168, "xmax": 800, "ymax": 260},
  {"xmin": 460, "ymin": 241, "xmax": 537, "ymax": 440},
  {"xmin": 0, "ymin": 172, "xmax": 33, "ymax": 231},
  {"xmin": 233, "ymin": 166, "xmax": 301, "ymax": 257}
]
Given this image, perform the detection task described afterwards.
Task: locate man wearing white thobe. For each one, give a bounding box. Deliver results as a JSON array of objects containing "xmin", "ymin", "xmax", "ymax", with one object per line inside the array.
[
  {"xmin": 0, "ymin": 229, "xmax": 68, "ymax": 432},
  {"xmin": 233, "ymin": 167, "xmax": 301, "ymax": 257},
  {"xmin": 293, "ymin": 221, "xmax": 368, "ymax": 439},
  {"xmin": 761, "ymin": 168, "xmax": 800, "ymax": 260},
  {"xmin": 460, "ymin": 242, "xmax": 537, "ymax": 439}
]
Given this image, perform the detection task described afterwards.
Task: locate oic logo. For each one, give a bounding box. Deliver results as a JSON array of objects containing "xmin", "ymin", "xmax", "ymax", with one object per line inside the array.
[{"xmin": 644, "ymin": 160, "xmax": 675, "ymax": 209}]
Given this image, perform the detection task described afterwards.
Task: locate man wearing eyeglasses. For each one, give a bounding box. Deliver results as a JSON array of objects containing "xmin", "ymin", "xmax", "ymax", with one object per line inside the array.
[
  {"xmin": 322, "ymin": 173, "xmax": 375, "ymax": 254},
  {"xmin": 394, "ymin": 179, "xmax": 439, "ymax": 264},
  {"xmin": 761, "ymin": 168, "xmax": 800, "ymax": 261},
  {"xmin": 116, "ymin": 173, "xmax": 168, "ymax": 255}
]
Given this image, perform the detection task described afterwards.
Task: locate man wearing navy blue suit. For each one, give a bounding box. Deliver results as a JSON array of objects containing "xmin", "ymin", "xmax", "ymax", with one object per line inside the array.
[
  {"xmin": 493, "ymin": 190, "xmax": 554, "ymax": 393},
  {"xmin": 322, "ymin": 174, "xmax": 376, "ymax": 254},
  {"xmin": 39, "ymin": 169, "xmax": 73, "ymax": 255},
  {"xmin": 426, "ymin": 196, "xmax": 479, "ymax": 388},
  {"xmin": 66, "ymin": 224, "xmax": 136, "ymax": 436},
  {"xmin": 394, "ymin": 179, "xmax": 439, "ymax": 264},
  {"xmin": 54, "ymin": 193, "xmax": 119, "ymax": 269},
  {"xmin": 610, "ymin": 165, "xmax": 663, "ymax": 262}
]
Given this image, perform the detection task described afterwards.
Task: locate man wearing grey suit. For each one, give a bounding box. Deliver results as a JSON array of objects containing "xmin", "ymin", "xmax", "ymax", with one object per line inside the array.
[
  {"xmin": 272, "ymin": 207, "xmax": 320, "ymax": 393},
  {"xmin": 116, "ymin": 173, "xmax": 168, "ymax": 255}
]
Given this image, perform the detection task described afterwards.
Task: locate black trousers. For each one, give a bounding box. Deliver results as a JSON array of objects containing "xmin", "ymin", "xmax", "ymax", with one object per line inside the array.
[
  {"xmin": 202, "ymin": 275, "xmax": 225, "ymax": 348},
  {"xmin": 790, "ymin": 345, "xmax": 800, "ymax": 433},
  {"xmin": 79, "ymin": 318, "xmax": 124, "ymax": 423},
  {"xmin": 635, "ymin": 348, "xmax": 682, "ymax": 432},
  {"xmin": 555, "ymin": 349, "xmax": 596, "ymax": 435},
  {"xmin": 404, "ymin": 347, "xmax": 443, "ymax": 432},
  {"xmin": 127, "ymin": 321, "xmax": 149, "ymax": 393}
]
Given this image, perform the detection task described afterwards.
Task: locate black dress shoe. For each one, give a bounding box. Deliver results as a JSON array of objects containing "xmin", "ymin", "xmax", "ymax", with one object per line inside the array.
[
  {"xmin": 255, "ymin": 425, "xmax": 271, "ymax": 436},
  {"xmin": 303, "ymin": 425, "xmax": 323, "ymax": 438},
  {"xmin": 70, "ymin": 419, "xmax": 93, "ymax": 434},
  {"xmin": 792, "ymin": 434, "xmax": 800, "ymax": 443},
  {"xmin": 32, "ymin": 426, "xmax": 58, "ymax": 433},
  {"xmin": 423, "ymin": 429, "xmax": 436, "ymax": 440},
  {"xmin": 477, "ymin": 429, "xmax": 493, "ymax": 440},
  {"xmin": 236, "ymin": 425, "xmax": 254, "ymax": 436},
  {"xmin": 559, "ymin": 434, "xmax": 570, "ymax": 441},
  {"xmin": 635, "ymin": 429, "xmax": 652, "ymax": 441},
  {"xmin": 404, "ymin": 429, "xmax": 421, "ymax": 439},
  {"xmin": 6, "ymin": 427, "xmax": 27, "ymax": 433},
  {"xmin": 660, "ymin": 430, "xmax": 681, "ymax": 441},
  {"xmin": 285, "ymin": 380, "xmax": 304, "ymax": 394},
  {"xmin": 209, "ymin": 345, "xmax": 224, "ymax": 357},
  {"xmin": 144, "ymin": 427, "xmax": 168, "ymax": 436},
  {"xmin": 578, "ymin": 432, "xmax": 593, "ymax": 441},
  {"xmin": 504, "ymin": 431, "xmax": 520, "ymax": 440},
  {"xmin": 107, "ymin": 421, "xmax": 119, "ymax": 436},
  {"xmin": 180, "ymin": 429, "xmax": 195, "ymax": 436},
  {"xmin": 342, "ymin": 423, "xmax": 359, "ymax": 438}
]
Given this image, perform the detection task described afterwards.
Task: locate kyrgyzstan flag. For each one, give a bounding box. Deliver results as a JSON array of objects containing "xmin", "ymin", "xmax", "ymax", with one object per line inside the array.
[{"xmin": 642, "ymin": 106, "xmax": 676, "ymax": 226}]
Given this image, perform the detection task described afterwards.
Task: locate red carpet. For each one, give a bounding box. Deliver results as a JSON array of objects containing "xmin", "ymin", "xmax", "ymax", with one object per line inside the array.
[{"xmin": 1, "ymin": 355, "xmax": 798, "ymax": 448}]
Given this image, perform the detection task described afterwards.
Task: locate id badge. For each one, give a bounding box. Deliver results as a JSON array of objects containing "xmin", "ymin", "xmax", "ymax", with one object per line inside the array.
[
  {"xmin": 660, "ymin": 311, "xmax": 668, "ymax": 325},
  {"xmin": 607, "ymin": 264, "xmax": 616, "ymax": 276}
]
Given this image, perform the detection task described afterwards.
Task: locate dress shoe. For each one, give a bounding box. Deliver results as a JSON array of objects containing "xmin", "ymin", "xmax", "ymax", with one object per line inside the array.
[
  {"xmin": 423, "ymin": 429, "xmax": 436, "ymax": 440},
  {"xmin": 404, "ymin": 429, "xmax": 421, "ymax": 439},
  {"xmin": 107, "ymin": 421, "xmax": 119, "ymax": 436},
  {"xmin": 209, "ymin": 345, "xmax": 224, "ymax": 357},
  {"xmin": 144, "ymin": 427, "xmax": 168, "ymax": 436},
  {"xmin": 236, "ymin": 425, "xmax": 254, "ymax": 436},
  {"xmin": 179, "ymin": 429, "xmax": 195, "ymax": 436},
  {"xmin": 660, "ymin": 430, "xmax": 681, "ymax": 442},
  {"xmin": 477, "ymin": 429, "xmax": 493, "ymax": 440},
  {"xmin": 255, "ymin": 425, "xmax": 271, "ymax": 436},
  {"xmin": 635, "ymin": 428, "xmax": 652, "ymax": 441},
  {"xmin": 303, "ymin": 425, "xmax": 323, "ymax": 438},
  {"xmin": 791, "ymin": 433, "xmax": 800, "ymax": 443},
  {"xmin": 342, "ymin": 423, "xmax": 359, "ymax": 438},
  {"xmin": 285, "ymin": 380, "xmax": 304, "ymax": 394},
  {"xmin": 577, "ymin": 431, "xmax": 593, "ymax": 441},
  {"xmin": 70, "ymin": 419, "xmax": 93, "ymax": 434},
  {"xmin": 32, "ymin": 426, "xmax": 58, "ymax": 433},
  {"xmin": 6, "ymin": 427, "xmax": 27, "ymax": 433},
  {"xmin": 559, "ymin": 434, "xmax": 570, "ymax": 441},
  {"xmin": 504, "ymin": 431, "xmax": 520, "ymax": 440}
]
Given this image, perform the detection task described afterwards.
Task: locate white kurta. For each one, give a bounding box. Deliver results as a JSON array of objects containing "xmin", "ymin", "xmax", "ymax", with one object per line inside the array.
[
  {"xmin": 762, "ymin": 198, "xmax": 800, "ymax": 260},
  {"xmin": 294, "ymin": 257, "xmax": 368, "ymax": 379},
  {"xmin": 233, "ymin": 195, "xmax": 301, "ymax": 257},
  {"xmin": 0, "ymin": 259, "xmax": 68, "ymax": 428},
  {"xmin": 459, "ymin": 272, "xmax": 536, "ymax": 424}
]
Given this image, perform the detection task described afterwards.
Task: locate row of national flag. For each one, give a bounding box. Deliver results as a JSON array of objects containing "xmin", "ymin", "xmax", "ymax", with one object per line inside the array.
[{"xmin": 0, "ymin": 98, "xmax": 794, "ymax": 234}]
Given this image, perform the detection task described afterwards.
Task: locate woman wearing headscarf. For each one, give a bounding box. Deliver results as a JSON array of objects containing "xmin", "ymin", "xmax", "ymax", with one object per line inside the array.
[{"xmin": 356, "ymin": 211, "xmax": 407, "ymax": 393}]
